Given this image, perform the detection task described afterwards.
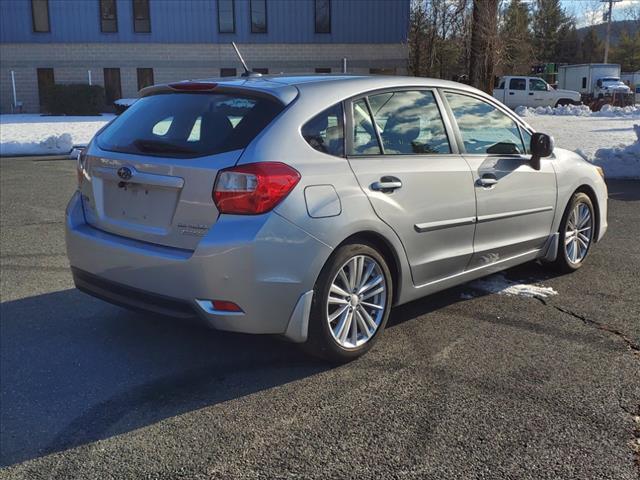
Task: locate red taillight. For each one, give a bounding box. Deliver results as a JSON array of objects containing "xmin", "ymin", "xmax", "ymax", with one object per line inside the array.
[
  {"xmin": 211, "ymin": 300, "xmax": 243, "ymax": 312},
  {"xmin": 213, "ymin": 162, "xmax": 301, "ymax": 215},
  {"xmin": 169, "ymin": 82, "xmax": 218, "ymax": 91}
]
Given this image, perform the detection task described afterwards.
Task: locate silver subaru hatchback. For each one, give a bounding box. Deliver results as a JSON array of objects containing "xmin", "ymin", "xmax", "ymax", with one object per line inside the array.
[{"xmin": 66, "ymin": 75, "xmax": 608, "ymax": 361}]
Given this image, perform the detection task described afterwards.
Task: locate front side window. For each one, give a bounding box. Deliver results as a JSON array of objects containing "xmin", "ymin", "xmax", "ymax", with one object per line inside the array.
[
  {"xmin": 520, "ymin": 127, "xmax": 532, "ymax": 154},
  {"xmin": 31, "ymin": 0, "xmax": 50, "ymax": 32},
  {"xmin": 444, "ymin": 92, "xmax": 526, "ymax": 155},
  {"xmin": 509, "ymin": 78, "xmax": 526, "ymax": 90},
  {"xmin": 250, "ymin": 0, "xmax": 267, "ymax": 33},
  {"xmin": 301, "ymin": 103, "xmax": 344, "ymax": 157},
  {"xmin": 100, "ymin": 0, "xmax": 118, "ymax": 32},
  {"xmin": 367, "ymin": 90, "xmax": 450, "ymax": 155},
  {"xmin": 530, "ymin": 78, "xmax": 547, "ymax": 91},
  {"xmin": 218, "ymin": 0, "xmax": 235, "ymax": 33},
  {"xmin": 133, "ymin": 0, "xmax": 151, "ymax": 33},
  {"xmin": 315, "ymin": 0, "xmax": 331, "ymax": 33}
]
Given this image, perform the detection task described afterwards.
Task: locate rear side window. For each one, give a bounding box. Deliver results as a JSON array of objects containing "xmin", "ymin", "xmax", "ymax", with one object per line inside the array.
[
  {"xmin": 301, "ymin": 103, "xmax": 344, "ymax": 157},
  {"xmin": 509, "ymin": 78, "xmax": 526, "ymax": 90},
  {"xmin": 97, "ymin": 93, "xmax": 283, "ymax": 158},
  {"xmin": 367, "ymin": 90, "xmax": 450, "ymax": 154}
]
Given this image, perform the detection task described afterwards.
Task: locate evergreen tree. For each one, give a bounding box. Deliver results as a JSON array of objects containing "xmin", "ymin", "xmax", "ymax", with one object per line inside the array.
[
  {"xmin": 532, "ymin": 0, "xmax": 570, "ymax": 62},
  {"xmin": 555, "ymin": 23, "xmax": 580, "ymax": 64},
  {"xmin": 501, "ymin": 0, "xmax": 534, "ymax": 73},
  {"xmin": 581, "ymin": 27, "xmax": 604, "ymax": 63},
  {"xmin": 611, "ymin": 29, "xmax": 640, "ymax": 71}
]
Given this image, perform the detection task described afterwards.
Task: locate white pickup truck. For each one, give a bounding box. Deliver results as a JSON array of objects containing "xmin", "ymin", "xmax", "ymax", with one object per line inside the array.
[{"xmin": 493, "ymin": 76, "xmax": 581, "ymax": 108}]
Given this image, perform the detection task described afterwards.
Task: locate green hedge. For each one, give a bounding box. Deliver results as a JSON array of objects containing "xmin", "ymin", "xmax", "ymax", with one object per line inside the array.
[{"xmin": 42, "ymin": 84, "xmax": 106, "ymax": 115}]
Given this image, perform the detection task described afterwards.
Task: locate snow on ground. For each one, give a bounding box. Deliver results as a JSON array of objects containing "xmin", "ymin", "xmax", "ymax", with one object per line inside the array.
[
  {"xmin": 515, "ymin": 104, "xmax": 640, "ymax": 118},
  {"xmin": 525, "ymin": 114, "xmax": 639, "ymax": 178},
  {"xmin": 463, "ymin": 273, "xmax": 558, "ymax": 300},
  {"xmin": 0, "ymin": 114, "xmax": 113, "ymax": 156}
]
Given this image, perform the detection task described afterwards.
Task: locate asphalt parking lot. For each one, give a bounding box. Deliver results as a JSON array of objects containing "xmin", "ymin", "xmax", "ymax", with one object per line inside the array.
[{"xmin": 1, "ymin": 157, "xmax": 638, "ymax": 479}]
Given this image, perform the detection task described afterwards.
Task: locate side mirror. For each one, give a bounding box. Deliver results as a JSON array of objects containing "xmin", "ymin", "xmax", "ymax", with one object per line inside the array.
[{"xmin": 530, "ymin": 132, "xmax": 554, "ymax": 171}]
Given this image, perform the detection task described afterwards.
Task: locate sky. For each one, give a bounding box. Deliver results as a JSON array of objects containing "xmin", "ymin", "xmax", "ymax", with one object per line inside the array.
[{"xmin": 559, "ymin": 0, "xmax": 640, "ymax": 28}]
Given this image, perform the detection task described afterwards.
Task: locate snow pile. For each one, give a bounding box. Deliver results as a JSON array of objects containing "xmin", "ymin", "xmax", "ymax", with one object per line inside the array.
[
  {"xmin": 592, "ymin": 124, "xmax": 640, "ymax": 179},
  {"xmin": 0, "ymin": 133, "xmax": 73, "ymax": 157},
  {"xmin": 464, "ymin": 273, "xmax": 558, "ymax": 299},
  {"xmin": 114, "ymin": 98, "xmax": 136, "ymax": 107},
  {"xmin": 0, "ymin": 114, "xmax": 113, "ymax": 156},
  {"xmin": 515, "ymin": 104, "xmax": 640, "ymax": 118}
]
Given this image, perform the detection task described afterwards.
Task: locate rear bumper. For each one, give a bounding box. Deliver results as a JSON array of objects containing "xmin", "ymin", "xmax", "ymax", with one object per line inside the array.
[{"xmin": 65, "ymin": 191, "xmax": 331, "ymax": 336}]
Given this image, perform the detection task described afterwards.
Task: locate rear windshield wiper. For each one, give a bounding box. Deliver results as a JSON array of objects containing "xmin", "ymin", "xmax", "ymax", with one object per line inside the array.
[{"xmin": 133, "ymin": 139, "xmax": 197, "ymax": 155}]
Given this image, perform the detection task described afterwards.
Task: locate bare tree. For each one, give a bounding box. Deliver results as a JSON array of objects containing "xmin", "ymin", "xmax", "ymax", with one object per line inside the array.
[
  {"xmin": 469, "ymin": 0, "xmax": 499, "ymax": 92},
  {"xmin": 408, "ymin": 0, "xmax": 472, "ymax": 79}
]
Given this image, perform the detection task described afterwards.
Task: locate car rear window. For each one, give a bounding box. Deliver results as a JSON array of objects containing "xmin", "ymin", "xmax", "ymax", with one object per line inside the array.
[{"xmin": 97, "ymin": 92, "xmax": 284, "ymax": 158}]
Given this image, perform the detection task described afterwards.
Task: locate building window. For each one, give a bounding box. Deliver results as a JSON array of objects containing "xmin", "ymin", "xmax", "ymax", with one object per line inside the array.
[
  {"xmin": 103, "ymin": 68, "xmax": 122, "ymax": 106},
  {"xmin": 133, "ymin": 0, "xmax": 151, "ymax": 33},
  {"xmin": 315, "ymin": 68, "xmax": 331, "ymax": 73},
  {"xmin": 369, "ymin": 68, "xmax": 396, "ymax": 75},
  {"xmin": 220, "ymin": 68, "xmax": 237, "ymax": 77},
  {"xmin": 218, "ymin": 0, "xmax": 235, "ymax": 33},
  {"xmin": 315, "ymin": 0, "xmax": 330, "ymax": 34},
  {"xmin": 37, "ymin": 68, "xmax": 55, "ymax": 111},
  {"xmin": 31, "ymin": 0, "xmax": 50, "ymax": 33},
  {"xmin": 250, "ymin": 0, "xmax": 267, "ymax": 33},
  {"xmin": 100, "ymin": 0, "xmax": 118, "ymax": 33},
  {"xmin": 137, "ymin": 68, "xmax": 154, "ymax": 91},
  {"xmin": 253, "ymin": 68, "xmax": 268, "ymax": 74}
]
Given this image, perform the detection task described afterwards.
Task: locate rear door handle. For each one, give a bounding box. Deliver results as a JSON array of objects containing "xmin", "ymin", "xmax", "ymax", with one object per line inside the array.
[
  {"xmin": 477, "ymin": 175, "xmax": 498, "ymax": 187},
  {"xmin": 371, "ymin": 176, "xmax": 402, "ymax": 192}
]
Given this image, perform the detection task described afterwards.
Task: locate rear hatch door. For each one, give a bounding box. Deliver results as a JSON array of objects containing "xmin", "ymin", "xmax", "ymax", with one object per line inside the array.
[{"xmin": 79, "ymin": 87, "xmax": 285, "ymax": 250}]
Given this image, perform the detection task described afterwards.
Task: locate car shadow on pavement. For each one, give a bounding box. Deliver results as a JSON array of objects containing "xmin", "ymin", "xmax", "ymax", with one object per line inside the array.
[{"xmin": 0, "ymin": 289, "xmax": 328, "ymax": 467}]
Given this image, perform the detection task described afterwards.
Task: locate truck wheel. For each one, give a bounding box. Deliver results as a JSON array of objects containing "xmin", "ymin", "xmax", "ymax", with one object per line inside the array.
[{"xmin": 555, "ymin": 99, "xmax": 573, "ymax": 107}]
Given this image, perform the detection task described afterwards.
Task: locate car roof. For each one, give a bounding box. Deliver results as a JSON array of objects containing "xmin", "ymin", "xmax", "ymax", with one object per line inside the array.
[{"xmin": 140, "ymin": 74, "xmax": 486, "ymax": 106}]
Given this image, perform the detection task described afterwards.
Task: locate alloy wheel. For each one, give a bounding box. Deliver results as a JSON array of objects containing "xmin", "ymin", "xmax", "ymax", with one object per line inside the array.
[
  {"xmin": 326, "ymin": 255, "xmax": 387, "ymax": 349},
  {"xmin": 564, "ymin": 202, "xmax": 593, "ymax": 264}
]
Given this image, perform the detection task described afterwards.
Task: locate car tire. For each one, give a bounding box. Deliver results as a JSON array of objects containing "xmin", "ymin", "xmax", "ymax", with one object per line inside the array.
[
  {"xmin": 302, "ymin": 242, "xmax": 393, "ymax": 363},
  {"xmin": 549, "ymin": 192, "xmax": 595, "ymax": 273}
]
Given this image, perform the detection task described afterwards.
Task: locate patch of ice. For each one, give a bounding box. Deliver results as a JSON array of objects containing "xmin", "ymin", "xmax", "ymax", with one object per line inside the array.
[
  {"xmin": 592, "ymin": 124, "xmax": 640, "ymax": 179},
  {"xmin": 466, "ymin": 273, "xmax": 558, "ymax": 299},
  {"xmin": 460, "ymin": 292, "xmax": 475, "ymax": 300}
]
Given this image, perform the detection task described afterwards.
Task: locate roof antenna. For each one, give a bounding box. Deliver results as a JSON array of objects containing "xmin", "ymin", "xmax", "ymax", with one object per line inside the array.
[{"xmin": 231, "ymin": 42, "xmax": 262, "ymax": 78}]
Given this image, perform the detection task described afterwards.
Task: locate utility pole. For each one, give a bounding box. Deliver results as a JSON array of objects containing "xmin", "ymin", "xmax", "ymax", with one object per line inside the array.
[{"xmin": 602, "ymin": 0, "xmax": 621, "ymax": 63}]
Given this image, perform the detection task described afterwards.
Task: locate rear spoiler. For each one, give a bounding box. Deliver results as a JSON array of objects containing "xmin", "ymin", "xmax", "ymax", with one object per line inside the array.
[{"xmin": 138, "ymin": 80, "xmax": 298, "ymax": 106}]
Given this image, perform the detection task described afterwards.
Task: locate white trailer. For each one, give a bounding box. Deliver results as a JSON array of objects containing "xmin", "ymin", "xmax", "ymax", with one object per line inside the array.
[{"xmin": 557, "ymin": 63, "xmax": 633, "ymax": 106}]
